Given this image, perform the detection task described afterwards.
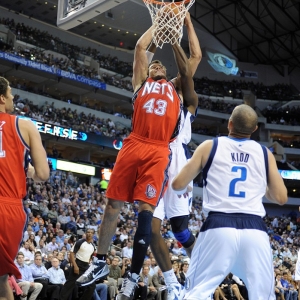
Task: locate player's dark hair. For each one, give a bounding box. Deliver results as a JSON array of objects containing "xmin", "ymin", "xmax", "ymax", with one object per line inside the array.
[
  {"xmin": 0, "ymin": 77, "xmax": 9, "ymax": 97},
  {"xmin": 149, "ymin": 60, "xmax": 164, "ymax": 68}
]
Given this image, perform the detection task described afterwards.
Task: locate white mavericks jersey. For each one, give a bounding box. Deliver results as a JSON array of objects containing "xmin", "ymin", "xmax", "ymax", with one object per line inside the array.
[
  {"xmin": 154, "ymin": 108, "xmax": 196, "ymax": 220},
  {"xmin": 170, "ymin": 107, "xmax": 194, "ymax": 147},
  {"xmin": 202, "ymin": 136, "xmax": 268, "ymax": 217}
]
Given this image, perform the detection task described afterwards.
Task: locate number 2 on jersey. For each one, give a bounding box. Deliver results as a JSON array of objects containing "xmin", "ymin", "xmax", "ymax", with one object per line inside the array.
[
  {"xmin": 143, "ymin": 99, "xmax": 167, "ymax": 116},
  {"xmin": 228, "ymin": 166, "xmax": 247, "ymax": 198}
]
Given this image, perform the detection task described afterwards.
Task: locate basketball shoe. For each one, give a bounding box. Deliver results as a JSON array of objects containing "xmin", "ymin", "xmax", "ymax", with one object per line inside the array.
[
  {"xmin": 116, "ymin": 272, "xmax": 139, "ymax": 300},
  {"xmin": 76, "ymin": 258, "xmax": 109, "ymax": 286}
]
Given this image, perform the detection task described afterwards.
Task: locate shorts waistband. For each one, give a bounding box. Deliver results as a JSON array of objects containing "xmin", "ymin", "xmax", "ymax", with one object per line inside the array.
[
  {"xmin": 130, "ymin": 132, "xmax": 169, "ymax": 146},
  {"xmin": 202, "ymin": 211, "xmax": 267, "ymax": 233},
  {"xmin": 208, "ymin": 211, "xmax": 261, "ymax": 218},
  {"xmin": 0, "ymin": 196, "xmax": 23, "ymax": 206}
]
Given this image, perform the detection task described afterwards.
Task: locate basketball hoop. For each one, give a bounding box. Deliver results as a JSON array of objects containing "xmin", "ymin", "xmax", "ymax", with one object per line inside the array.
[{"xmin": 143, "ymin": 0, "xmax": 194, "ymax": 48}]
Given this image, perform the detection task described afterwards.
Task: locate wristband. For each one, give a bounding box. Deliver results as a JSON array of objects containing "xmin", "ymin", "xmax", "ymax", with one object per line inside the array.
[
  {"xmin": 172, "ymin": 187, "xmax": 187, "ymax": 195},
  {"xmin": 146, "ymin": 51, "xmax": 154, "ymax": 64}
]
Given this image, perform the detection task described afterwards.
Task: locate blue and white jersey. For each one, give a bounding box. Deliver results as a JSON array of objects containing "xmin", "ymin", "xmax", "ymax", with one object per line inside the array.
[
  {"xmin": 170, "ymin": 107, "xmax": 195, "ymax": 147},
  {"xmin": 202, "ymin": 136, "xmax": 268, "ymax": 217}
]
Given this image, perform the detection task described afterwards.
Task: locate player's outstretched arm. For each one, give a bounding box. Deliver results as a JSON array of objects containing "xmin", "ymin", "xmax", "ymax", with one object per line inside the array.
[
  {"xmin": 172, "ymin": 140, "xmax": 213, "ymax": 193},
  {"xmin": 265, "ymin": 149, "xmax": 288, "ymax": 205},
  {"xmin": 185, "ymin": 12, "xmax": 202, "ymax": 76},
  {"xmin": 132, "ymin": 26, "xmax": 154, "ymax": 93},
  {"xmin": 171, "ymin": 13, "xmax": 201, "ymax": 114},
  {"xmin": 172, "ymin": 43, "xmax": 198, "ymax": 109},
  {"xmin": 184, "ymin": 13, "xmax": 201, "ymax": 114}
]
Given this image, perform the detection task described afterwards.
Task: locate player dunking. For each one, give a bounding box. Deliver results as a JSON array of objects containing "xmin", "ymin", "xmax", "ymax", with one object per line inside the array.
[
  {"xmin": 0, "ymin": 77, "xmax": 49, "ymax": 300},
  {"xmin": 172, "ymin": 104, "xmax": 287, "ymax": 300},
  {"xmin": 76, "ymin": 24, "xmax": 198, "ymax": 300},
  {"xmin": 147, "ymin": 12, "xmax": 202, "ymax": 300}
]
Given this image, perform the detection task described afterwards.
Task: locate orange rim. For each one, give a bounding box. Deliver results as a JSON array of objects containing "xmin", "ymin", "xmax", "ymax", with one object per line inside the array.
[{"xmin": 143, "ymin": 0, "xmax": 190, "ymax": 6}]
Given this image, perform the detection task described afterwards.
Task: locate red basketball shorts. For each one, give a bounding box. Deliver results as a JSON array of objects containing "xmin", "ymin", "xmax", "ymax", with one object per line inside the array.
[
  {"xmin": 0, "ymin": 197, "xmax": 27, "ymax": 279},
  {"xmin": 106, "ymin": 133, "xmax": 171, "ymax": 206}
]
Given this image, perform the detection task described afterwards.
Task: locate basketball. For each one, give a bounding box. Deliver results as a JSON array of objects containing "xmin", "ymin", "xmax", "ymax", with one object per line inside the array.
[
  {"xmin": 153, "ymin": 3, "xmax": 183, "ymax": 47},
  {"xmin": 164, "ymin": 3, "xmax": 180, "ymax": 17},
  {"xmin": 159, "ymin": 3, "xmax": 180, "ymax": 18}
]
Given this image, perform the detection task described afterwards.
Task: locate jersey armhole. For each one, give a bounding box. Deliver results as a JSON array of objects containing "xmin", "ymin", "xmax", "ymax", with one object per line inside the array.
[
  {"xmin": 15, "ymin": 117, "xmax": 30, "ymax": 150},
  {"xmin": 261, "ymin": 145, "xmax": 269, "ymax": 183},
  {"xmin": 202, "ymin": 138, "xmax": 218, "ymax": 186}
]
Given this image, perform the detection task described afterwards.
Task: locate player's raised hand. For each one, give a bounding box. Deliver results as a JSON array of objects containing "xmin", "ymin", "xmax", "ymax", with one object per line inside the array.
[{"xmin": 184, "ymin": 12, "xmax": 191, "ymax": 26}]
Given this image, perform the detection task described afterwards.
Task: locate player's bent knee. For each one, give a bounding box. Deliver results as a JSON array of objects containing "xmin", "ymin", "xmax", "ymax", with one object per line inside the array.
[
  {"xmin": 170, "ymin": 216, "xmax": 195, "ymax": 248},
  {"xmin": 173, "ymin": 229, "xmax": 195, "ymax": 248}
]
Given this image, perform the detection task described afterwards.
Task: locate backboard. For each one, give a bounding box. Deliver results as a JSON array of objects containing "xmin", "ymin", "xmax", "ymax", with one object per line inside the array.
[{"xmin": 57, "ymin": 0, "xmax": 128, "ymax": 30}]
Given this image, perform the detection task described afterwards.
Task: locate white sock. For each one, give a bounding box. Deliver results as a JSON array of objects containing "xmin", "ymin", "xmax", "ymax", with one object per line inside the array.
[{"xmin": 163, "ymin": 269, "xmax": 178, "ymax": 285}]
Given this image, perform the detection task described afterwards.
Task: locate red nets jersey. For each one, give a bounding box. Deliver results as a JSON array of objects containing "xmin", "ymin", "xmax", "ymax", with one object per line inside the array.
[
  {"xmin": 0, "ymin": 113, "xmax": 28, "ymax": 199},
  {"xmin": 132, "ymin": 78, "xmax": 182, "ymax": 141}
]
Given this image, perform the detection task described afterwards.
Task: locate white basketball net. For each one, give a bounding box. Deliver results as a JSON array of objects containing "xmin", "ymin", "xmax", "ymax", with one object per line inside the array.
[{"xmin": 144, "ymin": 0, "xmax": 194, "ymax": 48}]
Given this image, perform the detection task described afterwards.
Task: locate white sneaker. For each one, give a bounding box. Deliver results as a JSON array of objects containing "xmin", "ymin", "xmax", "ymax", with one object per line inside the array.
[
  {"xmin": 167, "ymin": 282, "xmax": 185, "ymax": 300},
  {"xmin": 76, "ymin": 259, "xmax": 109, "ymax": 286},
  {"xmin": 117, "ymin": 274, "xmax": 139, "ymax": 300}
]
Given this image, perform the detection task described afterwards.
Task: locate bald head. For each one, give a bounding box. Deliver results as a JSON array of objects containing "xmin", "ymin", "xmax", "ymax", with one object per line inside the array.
[{"xmin": 229, "ymin": 104, "xmax": 258, "ymax": 136}]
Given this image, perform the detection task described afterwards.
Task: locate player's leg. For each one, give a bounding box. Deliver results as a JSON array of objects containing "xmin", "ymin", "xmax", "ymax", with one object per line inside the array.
[
  {"xmin": 0, "ymin": 275, "xmax": 14, "ymax": 300},
  {"xmin": 77, "ymin": 139, "xmax": 139, "ymax": 286},
  {"xmin": 165, "ymin": 145, "xmax": 195, "ymax": 258},
  {"xmin": 97, "ymin": 199, "xmax": 125, "ymax": 255},
  {"xmin": 152, "ymin": 193, "xmax": 186, "ymax": 300},
  {"xmin": 0, "ymin": 202, "xmax": 27, "ymax": 300},
  {"xmin": 118, "ymin": 202, "xmax": 155, "ymax": 300},
  {"xmin": 184, "ymin": 219, "xmax": 239, "ymax": 300},
  {"xmin": 170, "ymin": 215, "xmax": 195, "ymax": 257},
  {"xmin": 76, "ymin": 197, "xmax": 127, "ymax": 287},
  {"xmin": 151, "ymin": 215, "xmax": 173, "ymax": 272},
  {"xmin": 99, "ymin": 139, "xmax": 139, "ymax": 256},
  {"xmin": 152, "ymin": 216, "xmax": 185, "ymax": 297},
  {"xmin": 151, "ymin": 146, "xmax": 191, "ymax": 300},
  {"xmin": 151, "ymin": 212, "xmax": 186, "ymax": 300},
  {"xmin": 131, "ymin": 202, "xmax": 155, "ymax": 276},
  {"xmin": 232, "ymin": 228, "xmax": 275, "ymax": 300},
  {"xmin": 119, "ymin": 142, "xmax": 171, "ymax": 300},
  {"xmin": 151, "ymin": 198, "xmax": 173, "ymax": 271}
]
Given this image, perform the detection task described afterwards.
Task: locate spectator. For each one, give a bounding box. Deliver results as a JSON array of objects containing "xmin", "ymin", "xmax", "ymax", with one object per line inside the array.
[
  {"xmin": 121, "ymin": 241, "xmax": 133, "ymax": 259},
  {"xmin": 105, "ymin": 256, "xmax": 121, "ymax": 300},
  {"xmin": 15, "ymin": 252, "xmax": 43, "ymax": 300},
  {"xmin": 47, "ymin": 257, "xmax": 66, "ymax": 294},
  {"xmin": 19, "ymin": 242, "xmax": 35, "ymax": 263},
  {"xmin": 179, "ymin": 262, "xmax": 189, "ymax": 287},
  {"xmin": 46, "ymin": 237, "xmax": 59, "ymax": 253},
  {"xmin": 152, "ymin": 268, "xmax": 168, "ymax": 300},
  {"xmin": 134, "ymin": 265, "xmax": 157, "ymax": 300},
  {"xmin": 30, "ymin": 254, "xmax": 60, "ymax": 300}
]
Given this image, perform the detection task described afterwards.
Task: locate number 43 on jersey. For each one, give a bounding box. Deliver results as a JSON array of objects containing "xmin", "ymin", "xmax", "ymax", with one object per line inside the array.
[{"xmin": 143, "ymin": 99, "xmax": 167, "ymax": 116}]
